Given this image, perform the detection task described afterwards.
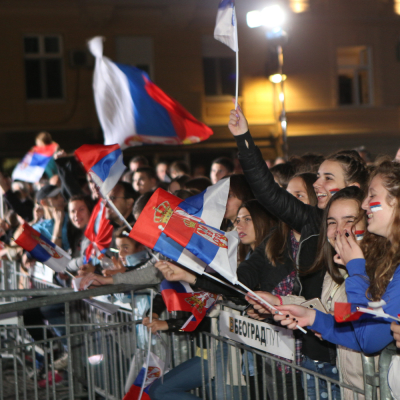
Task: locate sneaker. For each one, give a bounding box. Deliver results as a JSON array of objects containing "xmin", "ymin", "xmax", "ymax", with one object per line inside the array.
[
  {"xmin": 53, "ymin": 353, "xmax": 69, "ymax": 371},
  {"xmin": 38, "ymin": 371, "xmax": 63, "ymax": 389}
]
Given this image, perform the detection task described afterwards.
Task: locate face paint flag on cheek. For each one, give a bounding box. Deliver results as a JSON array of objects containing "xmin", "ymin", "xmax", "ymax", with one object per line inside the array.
[
  {"xmin": 370, "ymin": 202, "xmax": 383, "ymax": 212},
  {"xmin": 329, "ymin": 188, "xmax": 340, "ymax": 196},
  {"xmin": 355, "ymin": 230, "xmax": 365, "ymax": 241}
]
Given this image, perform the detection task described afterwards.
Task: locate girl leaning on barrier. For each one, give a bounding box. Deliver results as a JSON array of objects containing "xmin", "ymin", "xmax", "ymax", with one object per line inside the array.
[{"xmin": 266, "ymin": 159, "xmax": 400, "ymax": 370}]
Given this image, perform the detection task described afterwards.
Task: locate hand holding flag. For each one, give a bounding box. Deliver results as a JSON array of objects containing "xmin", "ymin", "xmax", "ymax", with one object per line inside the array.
[{"xmin": 14, "ymin": 223, "xmax": 71, "ymax": 273}]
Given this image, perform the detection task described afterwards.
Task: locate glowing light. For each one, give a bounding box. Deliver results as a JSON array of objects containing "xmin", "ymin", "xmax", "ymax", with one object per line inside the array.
[
  {"xmin": 279, "ymin": 92, "xmax": 285, "ymax": 102},
  {"xmin": 261, "ymin": 5, "xmax": 286, "ymax": 29},
  {"xmin": 269, "ymin": 74, "xmax": 287, "ymax": 84},
  {"xmin": 395, "ymin": 0, "xmax": 400, "ymax": 15},
  {"xmin": 247, "ymin": 5, "xmax": 286, "ymax": 29},
  {"xmin": 246, "ymin": 10, "xmax": 263, "ymax": 28},
  {"xmin": 289, "ymin": 0, "xmax": 309, "ymax": 13},
  {"xmin": 88, "ymin": 354, "xmax": 104, "ymax": 365}
]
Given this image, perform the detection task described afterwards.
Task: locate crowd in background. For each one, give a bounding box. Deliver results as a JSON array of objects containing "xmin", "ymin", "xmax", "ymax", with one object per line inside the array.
[{"xmin": 2, "ymin": 108, "xmax": 400, "ymax": 399}]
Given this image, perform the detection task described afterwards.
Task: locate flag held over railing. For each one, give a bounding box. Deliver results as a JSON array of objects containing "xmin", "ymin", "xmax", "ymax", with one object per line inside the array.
[
  {"xmin": 75, "ymin": 143, "xmax": 126, "ymax": 196},
  {"xmin": 14, "ymin": 223, "xmax": 71, "ymax": 273},
  {"xmin": 87, "ymin": 36, "xmax": 213, "ymax": 149},
  {"xmin": 160, "ymin": 280, "xmax": 218, "ymax": 332}
]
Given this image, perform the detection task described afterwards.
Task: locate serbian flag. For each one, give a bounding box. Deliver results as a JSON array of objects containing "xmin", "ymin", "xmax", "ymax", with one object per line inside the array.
[
  {"xmin": 334, "ymin": 302, "xmax": 366, "ymax": 322},
  {"xmin": 84, "ymin": 200, "xmax": 113, "ymax": 262},
  {"xmin": 75, "ymin": 143, "xmax": 126, "ymax": 196},
  {"xmin": 214, "ymin": 0, "xmax": 238, "ymax": 52},
  {"xmin": 130, "ymin": 179, "xmax": 239, "ymax": 283},
  {"xmin": 12, "ymin": 142, "xmax": 58, "ymax": 183},
  {"xmin": 14, "ymin": 223, "xmax": 71, "ymax": 272},
  {"xmin": 160, "ymin": 280, "xmax": 218, "ymax": 332},
  {"xmin": 87, "ymin": 36, "xmax": 213, "ymax": 149},
  {"xmin": 124, "ymin": 352, "xmax": 164, "ymax": 400}
]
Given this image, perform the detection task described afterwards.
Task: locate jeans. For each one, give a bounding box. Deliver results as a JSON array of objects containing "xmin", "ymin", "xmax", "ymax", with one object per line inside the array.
[
  {"xmin": 149, "ymin": 356, "xmax": 209, "ymax": 400},
  {"xmin": 301, "ymin": 355, "xmax": 341, "ymax": 400}
]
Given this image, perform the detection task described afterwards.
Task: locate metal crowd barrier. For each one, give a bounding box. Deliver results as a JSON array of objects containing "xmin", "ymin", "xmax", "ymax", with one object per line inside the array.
[{"xmin": 0, "ymin": 275, "xmax": 396, "ymax": 399}]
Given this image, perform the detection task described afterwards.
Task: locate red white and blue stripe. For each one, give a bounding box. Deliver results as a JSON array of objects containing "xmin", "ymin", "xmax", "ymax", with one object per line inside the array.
[
  {"xmin": 88, "ymin": 37, "xmax": 213, "ymax": 149},
  {"xmin": 214, "ymin": 0, "xmax": 238, "ymax": 52},
  {"xmin": 329, "ymin": 188, "xmax": 340, "ymax": 196},
  {"xmin": 160, "ymin": 280, "xmax": 218, "ymax": 332},
  {"xmin": 130, "ymin": 178, "xmax": 240, "ymax": 283},
  {"xmin": 75, "ymin": 143, "xmax": 126, "ymax": 196},
  {"xmin": 124, "ymin": 352, "xmax": 164, "ymax": 400},
  {"xmin": 12, "ymin": 143, "xmax": 58, "ymax": 183},
  {"xmin": 355, "ymin": 230, "xmax": 364, "ymax": 241},
  {"xmin": 370, "ymin": 202, "xmax": 383, "ymax": 212},
  {"xmin": 14, "ymin": 223, "xmax": 71, "ymax": 273}
]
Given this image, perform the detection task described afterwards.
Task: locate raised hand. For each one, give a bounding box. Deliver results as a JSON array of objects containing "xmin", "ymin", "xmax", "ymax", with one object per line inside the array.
[
  {"xmin": 228, "ymin": 102, "xmax": 249, "ymax": 137},
  {"xmin": 155, "ymin": 261, "xmax": 196, "ymax": 284},
  {"xmin": 335, "ymin": 229, "xmax": 364, "ymax": 266}
]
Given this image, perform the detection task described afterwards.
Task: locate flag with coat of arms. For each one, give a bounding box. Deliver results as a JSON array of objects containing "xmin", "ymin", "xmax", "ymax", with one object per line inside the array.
[{"xmin": 129, "ymin": 178, "xmax": 239, "ymax": 283}]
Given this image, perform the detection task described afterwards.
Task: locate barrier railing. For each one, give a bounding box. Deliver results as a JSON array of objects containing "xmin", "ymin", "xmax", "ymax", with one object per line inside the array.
[{"xmin": 0, "ymin": 282, "xmax": 394, "ymax": 400}]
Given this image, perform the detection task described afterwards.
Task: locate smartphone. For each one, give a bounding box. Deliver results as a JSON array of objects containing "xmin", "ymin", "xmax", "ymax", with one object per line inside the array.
[{"xmin": 301, "ymin": 298, "xmax": 328, "ymax": 314}]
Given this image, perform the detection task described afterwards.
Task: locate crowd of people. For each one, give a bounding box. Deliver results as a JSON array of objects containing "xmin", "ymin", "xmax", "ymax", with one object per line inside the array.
[{"xmin": 2, "ymin": 107, "xmax": 400, "ymax": 399}]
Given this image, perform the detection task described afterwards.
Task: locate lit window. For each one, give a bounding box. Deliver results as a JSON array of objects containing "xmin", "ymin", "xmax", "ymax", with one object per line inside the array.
[
  {"xmin": 24, "ymin": 35, "xmax": 64, "ymax": 100},
  {"xmin": 337, "ymin": 46, "xmax": 373, "ymax": 106}
]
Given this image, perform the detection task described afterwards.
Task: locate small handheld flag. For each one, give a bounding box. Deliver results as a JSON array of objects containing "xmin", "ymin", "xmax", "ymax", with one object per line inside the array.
[
  {"xmin": 14, "ymin": 223, "xmax": 71, "ymax": 272},
  {"xmin": 160, "ymin": 280, "xmax": 218, "ymax": 332},
  {"xmin": 75, "ymin": 143, "xmax": 126, "ymax": 197},
  {"xmin": 214, "ymin": 0, "xmax": 239, "ymax": 107},
  {"xmin": 12, "ymin": 143, "xmax": 58, "ymax": 183},
  {"xmin": 124, "ymin": 351, "xmax": 164, "ymax": 400},
  {"xmin": 87, "ymin": 36, "xmax": 213, "ymax": 149}
]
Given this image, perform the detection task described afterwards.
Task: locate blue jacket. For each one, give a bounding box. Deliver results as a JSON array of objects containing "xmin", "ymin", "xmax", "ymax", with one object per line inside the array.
[{"xmin": 310, "ymin": 258, "xmax": 400, "ymax": 354}]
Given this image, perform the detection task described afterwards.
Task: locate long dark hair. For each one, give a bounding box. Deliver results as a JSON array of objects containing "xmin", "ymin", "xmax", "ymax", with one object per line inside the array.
[
  {"xmin": 236, "ymin": 200, "xmax": 277, "ymax": 262},
  {"xmin": 362, "ymin": 158, "xmax": 400, "ymax": 300},
  {"xmin": 307, "ymin": 186, "xmax": 366, "ymax": 283},
  {"xmin": 265, "ymin": 173, "xmax": 317, "ymax": 266}
]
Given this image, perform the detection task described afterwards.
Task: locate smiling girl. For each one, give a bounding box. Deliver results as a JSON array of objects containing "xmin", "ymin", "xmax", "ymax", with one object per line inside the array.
[{"xmin": 272, "ymin": 159, "xmax": 400, "ymax": 356}]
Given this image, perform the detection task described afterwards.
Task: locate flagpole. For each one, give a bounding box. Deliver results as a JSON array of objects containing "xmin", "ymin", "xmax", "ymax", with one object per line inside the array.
[
  {"xmin": 237, "ymin": 281, "xmax": 307, "ymax": 334},
  {"xmin": 138, "ymin": 288, "xmax": 153, "ymax": 400},
  {"xmin": 203, "ymin": 271, "xmax": 247, "ymax": 296},
  {"xmin": 235, "ymin": 49, "xmax": 239, "ymax": 109},
  {"xmin": 104, "ymin": 194, "xmax": 132, "ymax": 230},
  {"xmin": 0, "ymin": 187, "xmax": 4, "ymax": 220}
]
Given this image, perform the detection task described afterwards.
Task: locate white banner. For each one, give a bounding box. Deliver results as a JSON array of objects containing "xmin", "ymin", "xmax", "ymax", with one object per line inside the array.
[{"xmin": 219, "ymin": 310, "xmax": 295, "ymax": 360}]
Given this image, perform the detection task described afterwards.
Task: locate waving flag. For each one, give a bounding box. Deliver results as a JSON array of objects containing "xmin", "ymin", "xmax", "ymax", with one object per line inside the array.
[
  {"xmin": 160, "ymin": 280, "xmax": 218, "ymax": 332},
  {"xmin": 214, "ymin": 0, "xmax": 238, "ymax": 52},
  {"xmin": 14, "ymin": 223, "xmax": 71, "ymax": 272},
  {"xmin": 87, "ymin": 36, "xmax": 213, "ymax": 149},
  {"xmin": 84, "ymin": 200, "xmax": 113, "ymax": 262},
  {"xmin": 12, "ymin": 142, "xmax": 58, "ymax": 183},
  {"xmin": 75, "ymin": 143, "xmax": 125, "ymax": 196},
  {"xmin": 130, "ymin": 179, "xmax": 239, "ymax": 282},
  {"xmin": 124, "ymin": 352, "xmax": 164, "ymax": 400}
]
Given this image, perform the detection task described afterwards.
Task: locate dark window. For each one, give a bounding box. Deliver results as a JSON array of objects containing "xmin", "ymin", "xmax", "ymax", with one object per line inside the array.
[
  {"xmin": 203, "ymin": 57, "xmax": 238, "ymax": 96},
  {"xmin": 24, "ymin": 35, "xmax": 64, "ymax": 100}
]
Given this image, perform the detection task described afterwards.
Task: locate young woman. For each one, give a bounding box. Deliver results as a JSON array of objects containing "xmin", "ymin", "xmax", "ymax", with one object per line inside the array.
[
  {"xmin": 228, "ymin": 106, "xmax": 368, "ymax": 392},
  {"xmin": 272, "ymin": 159, "xmax": 400, "ymax": 356}
]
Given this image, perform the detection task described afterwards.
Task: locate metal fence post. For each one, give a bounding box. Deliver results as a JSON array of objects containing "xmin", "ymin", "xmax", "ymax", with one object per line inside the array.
[{"xmin": 379, "ymin": 343, "xmax": 396, "ymax": 400}]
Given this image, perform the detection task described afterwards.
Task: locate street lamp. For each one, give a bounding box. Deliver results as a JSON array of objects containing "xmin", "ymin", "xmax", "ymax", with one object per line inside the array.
[{"xmin": 247, "ymin": 4, "xmax": 289, "ymax": 159}]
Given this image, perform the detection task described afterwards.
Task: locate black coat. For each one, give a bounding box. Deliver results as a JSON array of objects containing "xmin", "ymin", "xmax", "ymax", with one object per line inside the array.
[{"xmin": 233, "ymin": 131, "xmax": 335, "ymax": 364}]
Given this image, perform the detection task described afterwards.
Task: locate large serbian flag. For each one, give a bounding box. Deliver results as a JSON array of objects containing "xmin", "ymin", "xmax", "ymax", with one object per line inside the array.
[
  {"xmin": 124, "ymin": 352, "xmax": 164, "ymax": 400},
  {"xmin": 160, "ymin": 280, "xmax": 218, "ymax": 332},
  {"xmin": 130, "ymin": 179, "xmax": 239, "ymax": 283},
  {"xmin": 87, "ymin": 36, "xmax": 213, "ymax": 149},
  {"xmin": 12, "ymin": 142, "xmax": 58, "ymax": 183},
  {"xmin": 14, "ymin": 223, "xmax": 71, "ymax": 272},
  {"xmin": 75, "ymin": 143, "xmax": 126, "ymax": 196}
]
